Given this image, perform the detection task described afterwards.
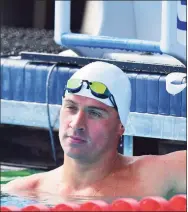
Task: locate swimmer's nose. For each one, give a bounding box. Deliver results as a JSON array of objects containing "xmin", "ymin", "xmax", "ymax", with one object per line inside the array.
[{"xmin": 69, "ymin": 110, "xmax": 86, "ymax": 132}]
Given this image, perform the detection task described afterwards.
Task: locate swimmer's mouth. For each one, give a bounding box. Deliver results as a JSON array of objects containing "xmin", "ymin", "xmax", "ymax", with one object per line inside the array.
[{"xmin": 68, "ymin": 136, "xmax": 87, "ymax": 143}]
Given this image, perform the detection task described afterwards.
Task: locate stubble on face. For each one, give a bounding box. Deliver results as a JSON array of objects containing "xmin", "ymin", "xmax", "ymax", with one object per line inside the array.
[{"xmin": 58, "ymin": 95, "xmax": 122, "ymax": 162}]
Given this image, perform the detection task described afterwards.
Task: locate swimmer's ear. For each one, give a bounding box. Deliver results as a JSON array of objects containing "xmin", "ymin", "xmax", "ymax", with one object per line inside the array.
[{"xmin": 118, "ymin": 123, "xmax": 125, "ymax": 136}]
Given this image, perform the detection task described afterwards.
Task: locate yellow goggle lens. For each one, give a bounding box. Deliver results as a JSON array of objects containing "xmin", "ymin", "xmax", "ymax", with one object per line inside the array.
[
  {"xmin": 90, "ymin": 82, "xmax": 107, "ymax": 94},
  {"xmin": 67, "ymin": 79, "xmax": 81, "ymax": 89}
]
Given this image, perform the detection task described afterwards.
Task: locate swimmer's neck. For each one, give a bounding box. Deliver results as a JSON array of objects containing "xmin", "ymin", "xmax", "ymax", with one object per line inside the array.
[{"xmin": 61, "ymin": 152, "xmax": 121, "ymax": 190}]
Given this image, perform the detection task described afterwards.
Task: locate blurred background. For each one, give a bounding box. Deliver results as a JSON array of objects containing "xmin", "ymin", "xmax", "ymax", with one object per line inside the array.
[{"xmin": 1, "ymin": 0, "xmax": 86, "ymax": 55}]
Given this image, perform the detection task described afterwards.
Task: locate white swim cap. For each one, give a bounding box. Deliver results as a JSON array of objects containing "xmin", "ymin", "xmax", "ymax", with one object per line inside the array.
[{"xmin": 65, "ymin": 61, "xmax": 131, "ymax": 134}]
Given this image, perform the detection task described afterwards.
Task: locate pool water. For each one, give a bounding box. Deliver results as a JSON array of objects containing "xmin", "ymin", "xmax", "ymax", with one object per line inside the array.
[
  {"xmin": 1, "ymin": 167, "xmax": 41, "ymax": 184},
  {"xmin": 1, "ymin": 167, "xmax": 44, "ymax": 207}
]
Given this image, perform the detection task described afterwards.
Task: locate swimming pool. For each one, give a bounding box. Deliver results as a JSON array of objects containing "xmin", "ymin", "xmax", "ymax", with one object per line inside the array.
[
  {"xmin": 1, "ymin": 166, "xmax": 186, "ymax": 211},
  {"xmin": 1, "ymin": 166, "xmax": 44, "ymax": 208}
]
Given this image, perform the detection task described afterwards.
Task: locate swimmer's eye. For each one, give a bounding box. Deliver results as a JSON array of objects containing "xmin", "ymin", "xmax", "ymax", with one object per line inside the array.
[
  {"xmin": 66, "ymin": 106, "xmax": 77, "ymax": 112},
  {"xmin": 88, "ymin": 110, "xmax": 102, "ymax": 118}
]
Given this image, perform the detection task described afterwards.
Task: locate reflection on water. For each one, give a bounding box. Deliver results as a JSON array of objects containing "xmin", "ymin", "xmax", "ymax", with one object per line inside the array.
[
  {"xmin": 1, "ymin": 193, "xmax": 40, "ymax": 208},
  {"xmin": 1, "ymin": 190, "xmax": 140, "ymax": 208}
]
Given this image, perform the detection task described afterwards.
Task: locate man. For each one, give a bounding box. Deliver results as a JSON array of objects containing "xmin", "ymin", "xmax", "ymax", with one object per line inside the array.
[{"xmin": 2, "ymin": 61, "xmax": 186, "ymax": 199}]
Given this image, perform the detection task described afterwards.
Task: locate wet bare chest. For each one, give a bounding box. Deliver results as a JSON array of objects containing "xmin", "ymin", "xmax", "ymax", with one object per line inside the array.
[
  {"xmin": 38, "ymin": 170, "xmax": 168, "ymax": 198},
  {"xmin": 93, "ymin": 174, "xmax": 168, "ymax": 198}
]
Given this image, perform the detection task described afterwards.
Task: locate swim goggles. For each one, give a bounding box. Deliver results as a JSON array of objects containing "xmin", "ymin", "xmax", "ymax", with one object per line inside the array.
[{"xmin": 65, "ymin": 79, "xmax": 118, "ymax": 111}]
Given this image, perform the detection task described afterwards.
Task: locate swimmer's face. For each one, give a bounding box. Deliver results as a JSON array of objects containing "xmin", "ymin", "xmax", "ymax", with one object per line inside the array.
[{"xmin": 59, "ymin": 94, "xmax": 124, "ymax": 162}]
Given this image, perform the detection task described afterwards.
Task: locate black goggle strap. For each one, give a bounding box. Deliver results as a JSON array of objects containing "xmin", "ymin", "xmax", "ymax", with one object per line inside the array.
[{"xmin": 109, "ymin": 94, "xmax": 118, "ymax": 111}]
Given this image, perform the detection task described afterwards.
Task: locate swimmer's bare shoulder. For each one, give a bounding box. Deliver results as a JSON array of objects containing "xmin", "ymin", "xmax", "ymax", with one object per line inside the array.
[
  {"xmin": 158, "ymin": 150, "xmax": 186, "ymax": 193},
  {"xmin": 130, "ymin": 150, "xmax": 186, "ymax": 194},
  {"xmin": 2, "ymin": 172, "xmax": 43, "ymax": 193},
  {"xmin": 2, "ymin": 166, "xmax": 62, "ymax": 193}
]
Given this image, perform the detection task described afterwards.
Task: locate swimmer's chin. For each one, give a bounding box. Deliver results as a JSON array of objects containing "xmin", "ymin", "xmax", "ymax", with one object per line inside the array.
[{"xmin": 65, "ymin": 151, "xmax": 91, "ymax": 162}]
